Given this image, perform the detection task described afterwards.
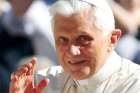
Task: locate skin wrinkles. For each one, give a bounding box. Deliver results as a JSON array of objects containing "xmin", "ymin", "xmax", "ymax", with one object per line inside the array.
[{"xmin": 54, "ymin": 9, "xmax": 113, "ymax": 80}]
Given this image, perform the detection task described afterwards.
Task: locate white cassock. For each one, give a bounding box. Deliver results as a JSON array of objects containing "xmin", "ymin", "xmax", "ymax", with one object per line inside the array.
[{"xmin": 36, "ymin": 51, "xmax": 140, "ymax": 93}]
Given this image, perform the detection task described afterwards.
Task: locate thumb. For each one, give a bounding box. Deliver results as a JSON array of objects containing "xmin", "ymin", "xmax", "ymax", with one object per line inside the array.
[{"xmin": 35, "ymin": 78, "xmax": 49, "ymax": 93}]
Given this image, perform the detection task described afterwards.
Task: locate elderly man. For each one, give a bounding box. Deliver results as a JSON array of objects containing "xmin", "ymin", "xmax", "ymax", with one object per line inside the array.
[{"xmin": 10, "ymin": 0, "xmax": 140, "ymax": 93}]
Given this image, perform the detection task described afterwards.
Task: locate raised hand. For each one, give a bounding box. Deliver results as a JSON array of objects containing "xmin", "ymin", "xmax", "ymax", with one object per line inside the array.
[{"xmin": 9, "ymin": 57, "xmax": 49, "ymax": 93}]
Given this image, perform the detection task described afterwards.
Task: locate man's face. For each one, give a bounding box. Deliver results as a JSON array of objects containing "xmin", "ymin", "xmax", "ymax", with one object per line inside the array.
[{"xmin": 54, "ymin": 12, "xmax": 111, "ymax": 80}]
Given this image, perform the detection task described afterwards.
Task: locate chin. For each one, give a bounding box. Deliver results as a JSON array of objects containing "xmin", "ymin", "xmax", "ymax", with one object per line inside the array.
[{"xmin": 70, "ymin": 70, "xmax": 91, "ymax": 80}]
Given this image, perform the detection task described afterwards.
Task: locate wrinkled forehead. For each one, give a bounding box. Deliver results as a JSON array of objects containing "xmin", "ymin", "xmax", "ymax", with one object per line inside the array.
[
  {"xmin": 53, "ymin": 13, "xmax": 102, "ymax": 37},
  {"xmin": 54, "ymin": 9, "xmax": 95, "ymax": 29}
]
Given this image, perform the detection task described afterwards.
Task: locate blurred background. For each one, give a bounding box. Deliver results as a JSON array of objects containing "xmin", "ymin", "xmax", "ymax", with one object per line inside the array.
[
  {"xmin": 0, "ymin": 0, "xmax": 140, "ymax": 93},
  {"xmin": 0, "ymin": 0, "xmax": 57, "ymax": 93},
  {"xmin": 107, "ymin": 0, "xmax": 140, "ymax": 63}
]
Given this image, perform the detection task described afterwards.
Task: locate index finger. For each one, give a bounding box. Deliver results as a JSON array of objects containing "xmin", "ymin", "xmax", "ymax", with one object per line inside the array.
[
  {"xmin": 31, "ymin": 57, "xmax": 37, "ymax": 68},
  {"xmin": 26, "ymin": 57, "xmax": 37, "ymax": 75}
]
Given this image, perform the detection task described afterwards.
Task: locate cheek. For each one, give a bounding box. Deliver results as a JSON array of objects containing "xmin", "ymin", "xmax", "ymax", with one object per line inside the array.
[
  {"xmin": 93, "ymin": 41, "xmax": 107, "ymax": 55},
  {"xmin": 82, "ymin": 46, "xmax": 99, "ymax": 72},
  {"xmin": 82, "ymin": 47, "xmax": 97, "ymax": 64},
  {"xmin": 82, "ymin": 45, "xmax": 97, "ymax": 58}
]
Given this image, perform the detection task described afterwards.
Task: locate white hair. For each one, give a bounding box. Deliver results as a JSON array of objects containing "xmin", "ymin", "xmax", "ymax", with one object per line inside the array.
[{"xmin": 50, "ymin": 0, "xmax": 115, "ymax": 35}]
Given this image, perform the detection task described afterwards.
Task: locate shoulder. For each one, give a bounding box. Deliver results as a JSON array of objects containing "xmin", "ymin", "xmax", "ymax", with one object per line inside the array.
[
  {"xmin": 107, "ymin": 58, "xmax": 140, "ymax": 93},
  {"xmin": 117, "ymin": 58, "xmax": 140, "ymax": 92},
  {"xmin": 121, "ymin": 58, "xmax": 140, "ymax": 74}
]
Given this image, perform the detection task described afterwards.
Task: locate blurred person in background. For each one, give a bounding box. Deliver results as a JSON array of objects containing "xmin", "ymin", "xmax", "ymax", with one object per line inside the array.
[
  {"xmin": 0, "ymin": 0, "xmax": 10, "ymax": 16},
  {"xmin": 0, "ymin": 0, "xmax": 57, "ymax": 93},
  {"xmin": 2, "ymin": 0, "xmax": 58, "ymax": 65},
  {"xmin": 0, "ymin": 18, "xmax": 34, "ymax": 93},
  {"xmin": 107, "ymin": 0, "xmax": 140, "ymax": 64},
  {"xmin": 0, "ymin": 0, "xmax": 34, "ymax": 93}
]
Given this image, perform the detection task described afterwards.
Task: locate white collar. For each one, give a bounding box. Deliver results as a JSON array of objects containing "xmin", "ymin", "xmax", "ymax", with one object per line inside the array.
[{"xmin": 77, "ymin": 51, "xmax": 122, "ymax": 87}]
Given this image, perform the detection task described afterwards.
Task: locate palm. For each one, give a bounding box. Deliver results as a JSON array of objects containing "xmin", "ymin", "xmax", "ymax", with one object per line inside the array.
[{"xmin": 10, "ymin": 58, "xmax": 48, "ymax": 93}]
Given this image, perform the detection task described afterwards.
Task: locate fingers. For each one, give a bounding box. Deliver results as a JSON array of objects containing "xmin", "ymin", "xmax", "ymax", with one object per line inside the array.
[
  {"xmin": 10, "ymin": 67, "xmax": 28, "ymax": 93},
  {"xmin": 35, "ymin": 79, "xmax": 49, "ymax": 93},
  {"xmin": 11, "ymin": 57, "xmax": 37, "ymax": 80},
  {"xmin": 10, "ymin": 57, "xmax": 37, "ymax": 93},
  {"xmin": 11, "ymin": 67, "xmax": 28, "ymax": 81},
  {"xmin": 31, "ymin": 57, "xmax": 36, "ymax": 67},
  {"xmin": 26, "ymin": 57, "xmax": 37, "ymax": 75}
]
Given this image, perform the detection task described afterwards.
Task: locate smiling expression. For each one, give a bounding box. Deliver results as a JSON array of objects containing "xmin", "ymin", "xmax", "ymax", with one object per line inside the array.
[{"xmin": 53, "ymin": 10, "xmax": 114, "ymax": 80}]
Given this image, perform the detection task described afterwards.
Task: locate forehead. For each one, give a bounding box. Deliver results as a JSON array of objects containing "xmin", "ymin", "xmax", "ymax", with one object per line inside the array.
[
  {"xmin": 55, "ymin": 8, "xmax": 95, "ymax": 24},
  {"xmin": 54, "ymin": 11, "xmax": 98, "ymax": 33},
  {"xmin": 54, "ymin": 13, "xmax": 88, "ymax": 29}
]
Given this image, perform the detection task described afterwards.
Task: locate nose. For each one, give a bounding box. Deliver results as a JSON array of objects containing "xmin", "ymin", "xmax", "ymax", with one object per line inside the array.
[{"xmin": 69, "ymin": 45, "xmax": 81, "ymax": 56}]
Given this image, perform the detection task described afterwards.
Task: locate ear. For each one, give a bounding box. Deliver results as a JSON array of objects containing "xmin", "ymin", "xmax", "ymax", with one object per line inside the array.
[{"xmin": 110, "ymin": 29, "xmax": 121, "ymax": 47}]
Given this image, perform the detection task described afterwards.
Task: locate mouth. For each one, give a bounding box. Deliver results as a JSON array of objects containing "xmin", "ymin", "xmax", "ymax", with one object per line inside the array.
[
  {"xmin": 68, "ymin": 60, "xmax": 87, "ymax": 65},
  {"xmin": 66, "ymin": 59, "xmax": 89, "ymax": 71}
]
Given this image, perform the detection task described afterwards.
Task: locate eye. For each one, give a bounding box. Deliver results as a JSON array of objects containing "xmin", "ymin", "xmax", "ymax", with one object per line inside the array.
[
  {"xmin": 76, "ymin": 35, "xmax": 93, "ymax": 46},
  {"xmin": 56, "ymin": 36, "xmax": 69, "ymax": 45}
]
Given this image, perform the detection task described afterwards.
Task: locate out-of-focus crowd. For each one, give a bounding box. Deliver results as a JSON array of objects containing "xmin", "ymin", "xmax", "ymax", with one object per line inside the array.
[
  {"xmin": 0, "ymin": 0, "xmax": 57, "ymax": 93},
  {"xmin": 108, "ymin": 0, "xmax": 140, "ymax": 63},
  {"xmin": 0, "ymin": 0, "xmax": 140, "ymax": 93}
]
